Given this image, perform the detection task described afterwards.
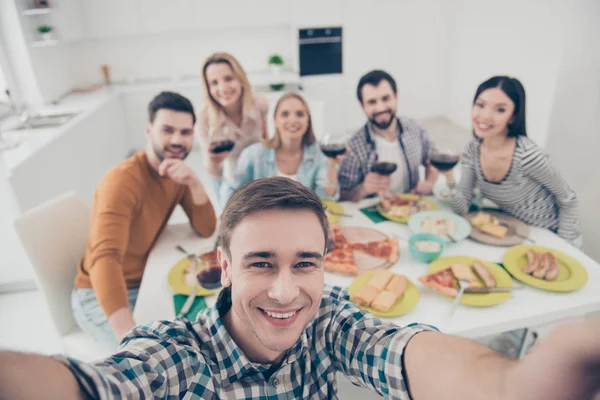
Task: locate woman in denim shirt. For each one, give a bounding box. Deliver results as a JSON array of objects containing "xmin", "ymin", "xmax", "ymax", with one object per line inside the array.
[{"xmin": 220, "ymin": 93, "xmax": 342, "ymax": 204}]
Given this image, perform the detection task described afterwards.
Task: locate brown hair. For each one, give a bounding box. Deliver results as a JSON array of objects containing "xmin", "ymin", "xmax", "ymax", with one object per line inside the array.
[
  {"xmin": 262, "ymin": 92, "xmax": 316, "ymax": 149},
  {"xmin": 218, "ymin": 177, "xmax": 329, "ymax": 259},
  {"xmin": 201, "ymin": 52, "xmax": 255, "ymax": 127}
]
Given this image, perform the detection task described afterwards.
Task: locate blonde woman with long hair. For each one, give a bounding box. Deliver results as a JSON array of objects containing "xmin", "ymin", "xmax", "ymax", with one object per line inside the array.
[
  {"xmin": 197, "ymin": 52, "xmax": 269, "ymax": 187},
  {"xmin": 221, "ymin": 92, "xmax": 342, "ymax": 204}
]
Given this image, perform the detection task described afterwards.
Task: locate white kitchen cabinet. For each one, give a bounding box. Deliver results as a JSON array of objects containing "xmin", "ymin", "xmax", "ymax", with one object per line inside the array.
[
  {"xmin": 81, "ymin": 0, "xmax": 140, "ymax": 39},
  {"xmin": 189, "ymin": 0, "xmax": 290, "ymax": 31},
  {"xmin": 8, "ymin": 97, "xmax": 130, "ymax": 213},
  {"xmin": 52, "ymin": 0, "xmax": 85, "ymax": 41},
  {"xmin": 138, "ymin": 0, "xmax": 195, "ymax": 35},
  {"xmin": 290, "ymin": 0, "xmax": 343, "ymax": 28}
]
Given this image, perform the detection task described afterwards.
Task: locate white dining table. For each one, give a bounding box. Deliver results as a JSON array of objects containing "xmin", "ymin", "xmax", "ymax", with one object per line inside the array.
[{"xmin": 133, "ymin": 198, "xmax": 600, "ymax": 340}]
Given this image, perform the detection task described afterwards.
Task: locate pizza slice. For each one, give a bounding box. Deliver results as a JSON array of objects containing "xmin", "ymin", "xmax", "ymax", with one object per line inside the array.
[
  {"xmin": 350, "ymin": 237, "xmax": 399, "ymax": 263},
  {"xmin": 199, "ymin": 249, "xmax": 220, "ymax": 268},
  {"xmin": 418, "ymin": 267, "xmax": 458, "ymax": 297},
  {"xmin": 331, "ymin": 224, "xmax": 349, "ymax": 249},
  {"xmin": 323, "ymin": 247, "xmax": 359, "ymax": 276}
]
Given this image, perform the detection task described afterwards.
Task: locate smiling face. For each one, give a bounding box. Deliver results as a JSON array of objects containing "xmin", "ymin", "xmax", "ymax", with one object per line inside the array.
[
  {"xmin": 472, "ymin": 87, "xmax": 516, "ymax": 140},
  {"xmin": 274, "ymin": 97, "xmax": 310, "ymax": 142},
  {"xmin": 360, "ymin": 80, "xmax": 398, "ymax": 129},
  {"xmin": 145, "ymin": 109, "xmax": 194, "ymax": 161},
  {"xmin": 205, "ymin": 61, "xmax": 243, "ymax": 109},
  {"xmin": 218, "ymin": 208, "xmax": 326, "ymax": 362}
]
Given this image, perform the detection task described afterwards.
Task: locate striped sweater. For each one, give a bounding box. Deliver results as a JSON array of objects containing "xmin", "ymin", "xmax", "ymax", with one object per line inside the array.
[{"xmin": 449, "ymin": 136, "xmax": 582, "ymax": 242}]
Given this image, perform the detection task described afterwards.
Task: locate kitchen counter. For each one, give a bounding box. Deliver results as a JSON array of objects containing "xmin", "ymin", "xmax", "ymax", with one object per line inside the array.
[{"xmin": 0, "ymin": 69, "xmax": 301, "ymax": 174}]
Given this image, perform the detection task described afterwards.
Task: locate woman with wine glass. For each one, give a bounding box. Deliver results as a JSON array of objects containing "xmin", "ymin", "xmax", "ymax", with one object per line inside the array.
[
  {"xmin": 436, "ymin": 76, "xmax": 582, "ymax": 247},
  {"xmin": 220, "ymin": 92, "xmax": 341, "ymax": 204},
  {"xmin": 196, "ymin": 52, "xmax": 269, "ymax": 192}
]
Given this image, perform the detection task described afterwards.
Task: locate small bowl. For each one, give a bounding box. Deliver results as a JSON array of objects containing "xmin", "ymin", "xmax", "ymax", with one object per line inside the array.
[{"xmin": 409, "ymin": 233, "xmax": 445, "ymax": 263}]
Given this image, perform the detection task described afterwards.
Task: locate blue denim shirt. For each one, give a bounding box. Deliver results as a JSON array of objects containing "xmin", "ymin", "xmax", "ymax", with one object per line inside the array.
[{"xmin": 216, "ymin": 142, "xmax": 339, "ymax": 206}]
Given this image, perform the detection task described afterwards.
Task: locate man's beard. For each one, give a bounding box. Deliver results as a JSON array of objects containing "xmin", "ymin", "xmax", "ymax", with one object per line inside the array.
[
  {"xmin": 369, "ymin": 110, "xmax": 396, "ymax": 129},
  {"xmin": 154, "ymin": 144, "xmax": 189, "ymax": 162}
]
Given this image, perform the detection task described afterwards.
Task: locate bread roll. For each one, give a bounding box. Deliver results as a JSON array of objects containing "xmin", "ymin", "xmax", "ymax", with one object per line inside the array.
[
  {"xmin": 371, "ymin": 291, "xmax": 398, "ymax": 313},
  {"xmin": 367, "ymin": 270, "xmax": 394, "ymax": 291},
  {"xmin": 352, "ymin": 285, "xmax": 379, "ymax": 307},
  {"xmin": 385, "ymin": 274, "xmax": 409, "ymax": 297}
]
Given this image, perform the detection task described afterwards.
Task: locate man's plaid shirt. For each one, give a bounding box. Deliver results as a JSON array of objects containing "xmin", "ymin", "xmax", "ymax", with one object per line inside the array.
[
  {"xmin": 338, "ymin": 117, "xmax": 433, "ymax": 193},
  {"xmin": 57, "ymin": 285, "xmax": 435, "ymax": 399}
]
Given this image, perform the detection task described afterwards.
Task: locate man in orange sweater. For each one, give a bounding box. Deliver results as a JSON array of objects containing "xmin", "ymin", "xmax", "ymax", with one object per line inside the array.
[{"xmin": 72, "ymin": 91, "xmax": 217, "ymax": 345}]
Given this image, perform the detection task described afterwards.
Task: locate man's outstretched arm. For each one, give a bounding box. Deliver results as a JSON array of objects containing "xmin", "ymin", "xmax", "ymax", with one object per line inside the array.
[
  {"xmin": 0, "ymin": 351, "xmax": 84, "ymax": 399},
  {"xmin": 405, "ymin": 319, "xmax": 600, "ymax": 400}
]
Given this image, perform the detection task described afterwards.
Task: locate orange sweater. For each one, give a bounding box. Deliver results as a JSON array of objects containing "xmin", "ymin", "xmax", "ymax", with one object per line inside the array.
[{"xmin": 75, "ymin": 151, "xmax": 217, "ymax": 317}]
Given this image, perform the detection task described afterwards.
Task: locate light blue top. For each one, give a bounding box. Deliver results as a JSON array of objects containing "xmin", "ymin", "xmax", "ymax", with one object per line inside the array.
[{"xmin": 216, "ymin": 142, "xmax": 339, "ymax": 206}]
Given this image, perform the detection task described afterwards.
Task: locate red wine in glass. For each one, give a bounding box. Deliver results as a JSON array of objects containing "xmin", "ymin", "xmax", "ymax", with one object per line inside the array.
[
  {"xmin": 371, "ymin": 161, "xmax": 397, "ymax": 176},
  {"xmin": 209, "ymin": 140, "xmax": 235, "ymax": 154},
  {"xmin": 196, "ymin": 266, "xmax": 222, "ymax": 289},
  {"xmin": 430, "ymin": 152, "xmax": 460, "ymax": 171},
  {"xmin": 320, "ymin": 143, "xmax": 347, "ymax": 158}
]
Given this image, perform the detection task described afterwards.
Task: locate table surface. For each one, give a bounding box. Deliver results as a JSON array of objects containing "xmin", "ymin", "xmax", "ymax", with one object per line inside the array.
[{"xmin": 133, "ymin": 198, "xmax": 600, "ymax": 339}]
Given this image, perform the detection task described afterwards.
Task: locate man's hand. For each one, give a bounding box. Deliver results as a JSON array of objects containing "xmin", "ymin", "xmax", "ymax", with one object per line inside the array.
[
  {"xmin": 508, "ymin": 319, "xmax": 600, "ymax": 400},
  {"xmin": 362, "ymin": 172, "xmax": 391, "ymax": 196},
  {"xmin": 158, "ymin": 159, "xmax": 199, "ymax": 186},
  {"xmin": 412, "ymin": 180, "xmax": 435, "ymax": 195}
]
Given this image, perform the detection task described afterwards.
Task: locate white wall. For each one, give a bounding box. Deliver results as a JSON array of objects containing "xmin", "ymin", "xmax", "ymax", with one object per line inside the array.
[
  {"xmin": 15, "ymin": 0, "xmax": 449, "ymax": 136},
  {"xmin": 544, "ymin": 0, "xmax": 600, "ymax": 261},
  {"xmin": 444, "ymin": 0, "xmax": 570, "ymax": 147},
  {"xmin": 300, "ymin": 0, "xmax": 448, "ymax": 135}
]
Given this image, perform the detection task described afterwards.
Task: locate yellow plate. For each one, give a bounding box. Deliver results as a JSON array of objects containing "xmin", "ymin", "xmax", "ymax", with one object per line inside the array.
[
  {"xmin": 427, "ymin": 256, "xmax": 513, "ymax": 306},
  {"xmin": 376, "ymin": 194, "xmax": 439, "ymax": 224},
  {"xmin": 502, "ymin": 245, "xmax": 588, "ymax": 292},
  {"xmin": 323, "ymin": 199, "xmax": 344, "ymax": 224},
  {"xmin": 167, "ymin": 256, "xmax": 220, "ymax": 296},
  {"xmin": 348, "ymin": 271, "xmax": 420, "ymax": 317}
]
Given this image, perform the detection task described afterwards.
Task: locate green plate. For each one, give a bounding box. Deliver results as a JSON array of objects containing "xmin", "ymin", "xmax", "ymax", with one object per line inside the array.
[
  {"xmin": 349, "ymin": 271, "xmax": 420, "ymax": 317},
  {"xmin": 426, "ymin": 256, "xmax": 513, "ymax": 306},
  {"xmin": 408, "ymin": 210, "xmax": 471, "ymax": 243},
  {"xmin": 376, "ymin": 194, "xmax": 438, "ymax": 224},
  {"xmin": 502, "ymin": 245, "xmax": 588, "ymax": 292}
]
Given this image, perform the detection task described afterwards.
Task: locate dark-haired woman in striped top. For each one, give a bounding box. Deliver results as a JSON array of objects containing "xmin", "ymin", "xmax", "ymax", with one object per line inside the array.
[{"xmin": 436, "ymin": 76, "xmax": 582, "ymax": 247}]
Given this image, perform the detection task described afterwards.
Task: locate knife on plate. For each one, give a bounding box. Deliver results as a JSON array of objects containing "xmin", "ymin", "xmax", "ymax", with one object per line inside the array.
[{"xmin": 464, "ymin": 286, "xmax": 523, "ymax": 293}]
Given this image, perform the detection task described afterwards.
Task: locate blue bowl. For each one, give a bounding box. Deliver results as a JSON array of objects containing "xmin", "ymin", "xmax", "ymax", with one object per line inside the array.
[{"xmin": 409, "ymin": 233, "xmax": 445, "ymax": 263}]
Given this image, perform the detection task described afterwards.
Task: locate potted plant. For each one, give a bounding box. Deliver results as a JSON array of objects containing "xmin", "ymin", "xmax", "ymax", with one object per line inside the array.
[
  {"xmin": 268, "ymin": 54, "xmax": 284, "ymax": 76},
  {"xmin": 37, "ymin": 25, "xmax": 54, "ymax": 41}
]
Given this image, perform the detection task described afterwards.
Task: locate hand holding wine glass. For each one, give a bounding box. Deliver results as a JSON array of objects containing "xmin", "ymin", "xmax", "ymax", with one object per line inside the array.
[
  {"xmin": 320, "ymin": 132, "xmax": 348, "ymax": 162},
  {"xmin": 367, "ymin": 161, "xmax": 396, "ymax": 198},
  {"xmin": 428, "ymin": 148, "xmax": 461, "ymax": 183},
  {"xmin": 208, "ymin": 126, "xmax": 235, "ymax": 165}
]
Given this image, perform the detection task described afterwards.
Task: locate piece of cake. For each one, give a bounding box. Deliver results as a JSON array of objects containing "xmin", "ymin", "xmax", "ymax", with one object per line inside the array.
[
  {"xmin": 385, "ymin": 274, "xmax": 409, "ymax": 297},
  {"xmin": 371, "ymin": 291, "xmax": 399, "ymax": 313},
  {"xmin": 351, "ymin": 284, "xmax": 379, "ymax": 307},
  {"xmin": 479, "ymin": 223, "xmax": 508, "ymax": 238},
  {"xmin": 366, "ymin": 270, "xmax": 394, "ymax": 291}
]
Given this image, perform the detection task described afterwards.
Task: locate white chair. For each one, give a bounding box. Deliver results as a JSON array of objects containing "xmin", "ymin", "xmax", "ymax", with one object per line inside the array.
[{"xmin": 14, "ymin": 192, "xmax": 115, "ymax": 361}]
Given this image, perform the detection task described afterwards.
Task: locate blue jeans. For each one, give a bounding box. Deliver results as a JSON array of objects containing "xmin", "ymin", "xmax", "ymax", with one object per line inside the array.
[{"xmin": 71, "ymin": 288, "xmax": 139, "ymax": 347}]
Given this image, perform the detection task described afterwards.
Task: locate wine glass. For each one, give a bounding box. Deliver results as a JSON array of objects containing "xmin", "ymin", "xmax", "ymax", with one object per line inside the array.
[
  {"xmin": 319, "ymin": 132, "xmax": 348, "ymax": 160},
  {"xmin": 208, "ymin": 126, "xmax": 235, "ymax": 155},
  {"xmin": 370, "ymin": 161, "xmax": 398, "ymax": 200},
  {"xmin": 429, "ymin": 147, "xmax": 461, "ymax": 172}
]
